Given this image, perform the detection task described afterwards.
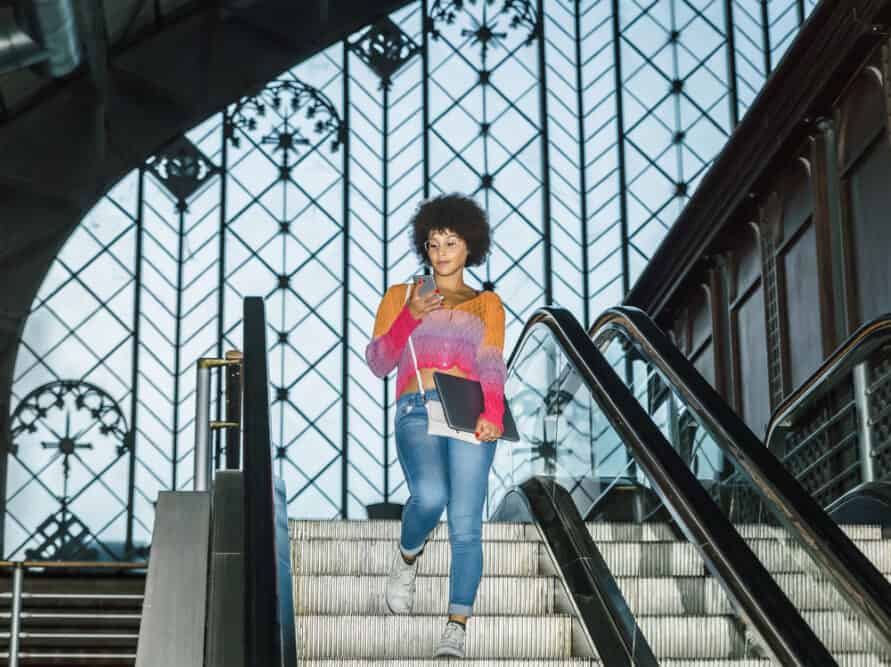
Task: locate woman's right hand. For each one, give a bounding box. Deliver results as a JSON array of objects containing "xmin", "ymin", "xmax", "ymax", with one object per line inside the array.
[{"xmin": 407, "ymin": 281, "xmax": 444, "ymax": 319}]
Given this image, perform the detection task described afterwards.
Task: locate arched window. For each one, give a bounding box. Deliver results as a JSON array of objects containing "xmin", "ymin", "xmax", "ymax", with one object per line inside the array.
[{"xmin": 5, "ymin": 0, "xmax": 818, "ymax": 559}]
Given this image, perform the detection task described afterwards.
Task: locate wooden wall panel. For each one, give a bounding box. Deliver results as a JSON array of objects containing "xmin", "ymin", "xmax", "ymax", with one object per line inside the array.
[
  {"xmin": 734, "ymin": 286, "xmax": 771, "ymax": 437},
  {"xmin": 692, "ymin": 341, "xmax": 715, "ymax": 388},
  {"xmin": 840, "ymin": 68, "xmax": 891, "ymax": 329},
  {"xmin": 776, "ymin": 159, "xmax": 822, "ymax": 393},
  {"xmin": 846, "ymin": 143, "xmax": 891, "ymax": 324},
  {"xmin": 780, "ymin": 222, "xmax": 822, "ymax": 390}
]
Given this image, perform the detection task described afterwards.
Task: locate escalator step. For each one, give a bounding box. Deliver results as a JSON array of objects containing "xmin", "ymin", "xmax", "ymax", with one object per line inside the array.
[
  {"xmin": 746, "ymin": 538, "xmax": 891, "ymax": 574},
  {"xmin": 295, "ymin": 575, "xmax": 556, "ymax": 616},
  {"xmin": 296, "ymin": 615, "xmax": 574, "ymax": 659},
  {"xmin": 289, "ymin": 520, "xmax": 885, "ymax": 543},
  {"xmin": 298, "ymin": 660, "xmax": 891, "ymax": 667},
  {"xmin": 292, "ymin": 540, "xmax": 541, "ymax": 577}
]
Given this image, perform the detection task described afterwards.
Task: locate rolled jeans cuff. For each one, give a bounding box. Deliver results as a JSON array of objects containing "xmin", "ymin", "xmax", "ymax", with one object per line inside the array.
[
  {"xmin": 399, "ymin": 541, "xmax": 425, "ymax": 557},
  {"xmin": 448, "ymin": 602, "xmax": 473, "ymax": 617}
]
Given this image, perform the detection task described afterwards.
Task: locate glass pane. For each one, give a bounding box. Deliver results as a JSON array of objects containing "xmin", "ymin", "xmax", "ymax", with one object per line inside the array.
[
  {"xmin": 598, "ymin": 327, "xmax": 885, "ymax": 661},
  {"xmin": 489, "ymin": 321, "xmax": 764, "ymax": 662}
]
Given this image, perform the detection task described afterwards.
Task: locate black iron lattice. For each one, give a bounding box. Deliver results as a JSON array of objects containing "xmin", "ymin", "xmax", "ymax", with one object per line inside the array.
[{"xmin": 8, "ymin": 1, "xmax": 820, "ymax": 551}]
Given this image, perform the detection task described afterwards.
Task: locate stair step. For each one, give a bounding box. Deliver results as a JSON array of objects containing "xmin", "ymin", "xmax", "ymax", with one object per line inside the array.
[
  {"xmin": 291, "ymin": 520, "xmax": 682, "ymax": 542},
  {"xmin": 1, "ymin": 612, "xmax": 142, "ymax": 629},
  {"xmin": 295, "ymin": 614, "xmax": 764, "ymax": 659},
  {"xmin": 300, "ymin": 661, "xmax": 598, "ymax": 666},
  {"xmin": 15, "ymin": 593, "xmax": 143, "ymax": 610},
  {"xmin": 295, "ymin": 575, "xmax": 556, "ymax": 615},
  {"xmin": 733, "ymin": 524, "xmax": 884, "ymax": 541},
  {"xmin": 292, "ymin": 540, "xmax": 541, "ymax": 577},
  {"xmin": 296, "ymin": 616, "xmax": 573, "ymax": 659},
  {"xmin": 293, "ymin": 537, "xmax": 891, "ymax": 580},
  {"xmin": 746, "ymin": 539, "xmax": 891, "ymax": 574},
  {"xmin": 0, "ymin": 632, "xmax": 138, "ymax": 648},
  {"xmin": 292, "ymin": 539, "xmax": 713, "ymax": 577},
  {"xmin": 617, "ymin": 572, "xmax": 891, "ymax": 615},
  {"xmin": 300, "ymin": 660, "xmax": 890, "ymax": 667},
  {"xmin": 799, "ymin": 610, "xmax": 886, "ymax": 654},
  {"xmin": 294, "ymin": 570, "xmax": 891, "ymax": 619},
  {"xmin": 289, "ymin": 520, "xmax": 885, "ymax": 543},
  {"xmin": 0, "ymin": 653, "xmax": 135, "ymax": 666}
]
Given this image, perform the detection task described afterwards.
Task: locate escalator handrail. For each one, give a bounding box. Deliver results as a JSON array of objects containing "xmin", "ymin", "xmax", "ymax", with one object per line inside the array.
[
  {"xmin": 243, "ymin": 297, "xmax": 283, "ymax": 667},
  {"xmin": 765, "ymin": 314, "xmax": 891, "ymax": 454},
  {"xmin": 508, "ymin": 306, "xmax": 835, "ymax": 666},
  {"xmin": 492, "ymin": 477, "xmax": 659, "ymax": 666},
  {"xmin": 591, "ymin": 305, "xmax": 891, "ymax": 655}
]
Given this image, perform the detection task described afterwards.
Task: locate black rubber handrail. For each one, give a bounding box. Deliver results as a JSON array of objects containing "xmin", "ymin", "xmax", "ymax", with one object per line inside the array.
[
  {"xmin": 243, "ymin": 297, "xmax": 283, "ymax": 667},
  {"xmin": 492, "ymin": 476, "xmax": 659, "ymax": 667},
  {"xmin": 591, "ymin": 306, "xmax": 891, "ymax": 656},
  {"xmin": 506, "ymin": 307, "xmax": 835, "ymax": 666}
]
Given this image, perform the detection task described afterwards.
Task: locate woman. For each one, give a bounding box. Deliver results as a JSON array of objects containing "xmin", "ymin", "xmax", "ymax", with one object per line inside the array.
[{"xmin": 365, "ymin": 193, "xmax": 507, "ymax": 659}]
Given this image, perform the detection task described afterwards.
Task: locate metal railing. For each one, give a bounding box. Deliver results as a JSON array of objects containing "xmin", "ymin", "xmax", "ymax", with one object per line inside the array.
[
  {"xmin": 591, "ymin": 306, "xmax": 891, "ymax": 656},
  {"xmin": 193, "ymin": 350, "xmax": 244, "ymax": 491},
  {"xmin": 0, "ymin": 560, "xmax": 146, "ymax": 667},
  {"xmin": 766, "ymin": 315, "xmax": 891, "ymax": 494}
]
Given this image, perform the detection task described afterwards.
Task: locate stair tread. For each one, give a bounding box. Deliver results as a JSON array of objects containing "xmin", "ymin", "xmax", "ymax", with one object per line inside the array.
[{"xmin": 289, "ymin": 519, "xmax": 886, "ymax": 542}]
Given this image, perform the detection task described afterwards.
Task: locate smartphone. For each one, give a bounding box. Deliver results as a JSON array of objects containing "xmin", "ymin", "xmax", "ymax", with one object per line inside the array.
[{"xmin": 413, "ymin": 274, "xmax": 436, "ymax": 298}]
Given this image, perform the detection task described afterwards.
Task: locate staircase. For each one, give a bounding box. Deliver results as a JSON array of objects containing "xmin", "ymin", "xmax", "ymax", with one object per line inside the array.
[
  {"xmin": 0, "ymin": 571, "xmax": 143, "ymax": 665},
  {"xmin": 291, "ymin": 519, "xmax": 891, "ymax": 665}
]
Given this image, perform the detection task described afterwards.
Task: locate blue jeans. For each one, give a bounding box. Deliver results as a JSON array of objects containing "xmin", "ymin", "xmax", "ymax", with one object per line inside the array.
[{"xmin": 394, "ymin": 389, "xmax": 497, "ymax": 617}]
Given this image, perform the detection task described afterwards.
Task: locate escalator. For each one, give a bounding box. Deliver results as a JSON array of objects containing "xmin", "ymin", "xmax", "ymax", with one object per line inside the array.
[
  {"xmin": 292, "ymin": 303, "xmax": 891, "ymax": 664},
  {"xmin": 483, "ymin": 305, "xmax": 891, "ymax": 665},
  {"xmin": 128, "ymin": 298, "xmax": 891, "ymax": 665}
]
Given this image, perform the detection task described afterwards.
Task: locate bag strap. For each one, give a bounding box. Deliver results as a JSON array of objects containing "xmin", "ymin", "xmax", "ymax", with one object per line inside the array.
[{"xmin": 404, "ymin": 283, "xmax": 427, "ymax": 402}]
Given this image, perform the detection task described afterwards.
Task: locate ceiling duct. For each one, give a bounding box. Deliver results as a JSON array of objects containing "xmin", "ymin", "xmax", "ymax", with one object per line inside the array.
[{"xmin": 0, "ymin": 0, "xmax": 81, "ymax": 77}]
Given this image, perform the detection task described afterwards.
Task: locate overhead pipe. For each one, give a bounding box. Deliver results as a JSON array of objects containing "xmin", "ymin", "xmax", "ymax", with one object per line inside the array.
[{"xmin": 0, "ymin": 0, "xmax": 81, "ymax": 77}]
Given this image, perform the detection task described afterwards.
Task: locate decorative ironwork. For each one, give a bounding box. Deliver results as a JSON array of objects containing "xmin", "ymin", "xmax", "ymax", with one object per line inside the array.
[
  {"xmin": 145, "ymin": 136, "xmax": 219, "ymax": 209},
  {"xmin": 428, "ymin": 0, "xmax": 539, "ymax": 50},
  {"xmin": 9, "ymin": 1, "xmax": 821, "ymax": 538},
  {"xmin": 782, "ymin": 387, "xmax": 860, "ymax": 507},
  {"xmin": 8, "ymin": 381, "xmax": 130, "ymax": 559},
  {"xmin": 868, "ymin": 345, "xmax": 891, "ymax": 479},
  {"xmin": 760, "ymin": 217, "xmax": 785, "ymax": 408},
  {"xmin": 349, "ymin": 17, "xmax": 421, "ymax": 89},
  {"xmin": 226, "ymin": 79, "xmax": 346, "ymax": 155},
  {"xmin": 10, "ymin": 381, "xmax": 129, "ymax": 450},
  {"xmin": 24, "ymin": 510, "xmax": 98, "ymax": 561}
]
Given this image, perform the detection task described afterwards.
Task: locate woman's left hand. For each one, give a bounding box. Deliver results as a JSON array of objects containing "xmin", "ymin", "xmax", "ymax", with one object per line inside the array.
[{"xmin": 475, "ymin": 417, "xmax": 502, "ymax": 442}]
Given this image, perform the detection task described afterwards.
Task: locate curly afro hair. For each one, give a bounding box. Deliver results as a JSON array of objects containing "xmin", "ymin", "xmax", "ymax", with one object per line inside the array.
[{"xmin": 410, "ymin": 193, "xmax": 491, "ymax": 268}]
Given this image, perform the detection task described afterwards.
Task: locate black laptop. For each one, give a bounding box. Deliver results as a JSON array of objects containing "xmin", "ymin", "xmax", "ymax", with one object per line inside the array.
[{"xmin": 432, "ymin": 372, "xmax": 520, "ymax": 442}]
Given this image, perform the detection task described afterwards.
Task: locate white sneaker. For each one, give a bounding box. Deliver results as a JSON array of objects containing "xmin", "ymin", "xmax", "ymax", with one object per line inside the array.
[
  {"xmin": 434, "ymin": 621, "xmax": 466, "ymax": 658},
  {"xmin": 385, "ymin": 550, "xmax": 417, "ymax": 614}
]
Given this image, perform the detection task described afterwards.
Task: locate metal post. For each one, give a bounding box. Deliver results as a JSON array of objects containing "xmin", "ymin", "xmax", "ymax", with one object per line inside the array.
[
  {"xmin": 194, "ymin": 361, "xmax": 212, "ymax": 491},
  {"xmin": 9, "ymin": 563, "xmax": 23, "ymax": 667},
  {"xmin": 853, "ymin": 361, "xmax": 876, "ymax": 484},
  {"xmin": 666, "ymin": 390, "xmax": 682, "ymax": 459},
  {"xmin": 225, "ymin": 350, "xmax": 243, "ymax": 470}
]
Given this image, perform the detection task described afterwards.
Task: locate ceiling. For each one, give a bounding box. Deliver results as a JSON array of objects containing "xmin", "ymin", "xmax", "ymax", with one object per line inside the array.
[{"xmin": 0, "ymin": 0, "xmax": 204, "ymax": 120}]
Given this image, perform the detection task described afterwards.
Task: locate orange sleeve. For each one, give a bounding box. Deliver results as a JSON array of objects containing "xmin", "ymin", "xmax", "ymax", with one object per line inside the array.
[
  {"xmin": 372, "ymin": 284, "xmax": 410, "ymax": 338},
  {"xmin": 366, "ymin": 284, "xmax": 419, "ymax": 378}
]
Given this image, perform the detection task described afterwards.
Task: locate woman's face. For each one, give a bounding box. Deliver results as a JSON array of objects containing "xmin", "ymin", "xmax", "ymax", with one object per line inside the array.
[{"xmin": 425, "ymin": 228, "xmax": 469, "ymax": 276}]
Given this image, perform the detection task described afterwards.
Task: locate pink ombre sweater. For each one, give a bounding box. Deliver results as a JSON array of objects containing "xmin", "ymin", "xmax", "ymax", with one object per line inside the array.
[{"xmin": 365, "ymin": 284, "xmax": 508, "ymax": 429}]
